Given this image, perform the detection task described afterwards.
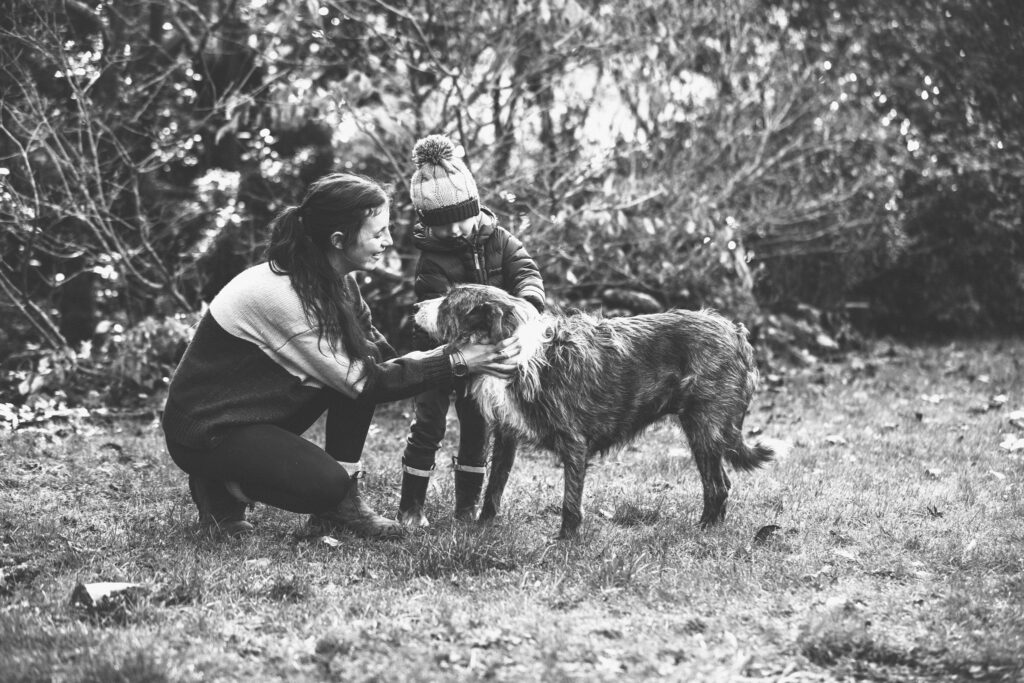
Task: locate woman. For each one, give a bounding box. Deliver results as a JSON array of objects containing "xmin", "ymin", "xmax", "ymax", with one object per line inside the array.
[{"xmin": 161, "ymin": 173, "xmax": 520, "ymax": 539}]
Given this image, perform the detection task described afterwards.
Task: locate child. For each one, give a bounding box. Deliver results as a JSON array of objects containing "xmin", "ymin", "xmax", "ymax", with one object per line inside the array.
[{"xmin": 398, "ymin": 135, "xmax": 546, "ymax": 527}]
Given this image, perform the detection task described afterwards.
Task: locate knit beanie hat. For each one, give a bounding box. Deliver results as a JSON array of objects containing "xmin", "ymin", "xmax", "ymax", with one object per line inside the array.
[{"xmin": 410, "ymin": 135, "xmax": 480, "ymax": 227}]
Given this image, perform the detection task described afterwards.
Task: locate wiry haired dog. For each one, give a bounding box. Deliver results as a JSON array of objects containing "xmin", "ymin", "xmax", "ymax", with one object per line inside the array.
[{"xmin": 415, "ymin": 284, "xmax": 778, "ymax": 539}]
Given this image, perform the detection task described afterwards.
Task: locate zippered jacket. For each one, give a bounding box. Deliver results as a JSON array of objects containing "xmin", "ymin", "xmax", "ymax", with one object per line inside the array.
[{"xmin": 412, "ymin": 207, "xmax": 545, "ymax": 308}]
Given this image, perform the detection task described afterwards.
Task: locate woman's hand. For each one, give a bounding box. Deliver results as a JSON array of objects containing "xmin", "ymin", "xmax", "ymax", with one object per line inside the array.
[{"xmin": 456, "ymin": 337, "xmax": 522, "ymax": 378}]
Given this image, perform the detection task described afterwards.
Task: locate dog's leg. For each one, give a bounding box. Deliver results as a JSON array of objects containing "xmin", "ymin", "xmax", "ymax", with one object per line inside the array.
[
  {"xmin": 479, "ymin": 427, "xmax": 517, "ymax": 522},
  {"xmin": 680, "ymin": 417, "xmax": 732, "ymax": 528},
  {"xmin": 558, "ymin": 445, "xmax": 588, "ymax": 539}
]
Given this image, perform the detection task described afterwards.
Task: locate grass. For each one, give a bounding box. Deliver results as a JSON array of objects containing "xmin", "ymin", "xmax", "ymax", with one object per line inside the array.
[{"xmin": 1, "ymin": 338, "xmax": 1023, "ymax": 681}]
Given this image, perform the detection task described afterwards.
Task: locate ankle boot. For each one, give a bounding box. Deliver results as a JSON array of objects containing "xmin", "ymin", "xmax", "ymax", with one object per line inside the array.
[
  {"xmin": 311, "ymin": 473, "xmax": 404, "ymax": 539},
  {"xmin": 453, "ymin": 461, "xmax": 486, "ymax": 522},
  {"xmin": 397, "ymin": 463, "xmax": 432, "ymax": 528},
  {"xmin": 188, "ymin": 475, "xmax": 254, "ymax": 538}
]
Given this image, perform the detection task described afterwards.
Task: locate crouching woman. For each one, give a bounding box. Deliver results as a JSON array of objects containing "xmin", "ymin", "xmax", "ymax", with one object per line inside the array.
[{"xmin": 161, "ymin": 173, "xmax": 519, "ymax": 539}]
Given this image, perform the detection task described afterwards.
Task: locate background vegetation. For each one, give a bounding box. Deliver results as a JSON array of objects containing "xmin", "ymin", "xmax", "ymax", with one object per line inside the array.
[
  {"xmin": 1, "ymin": 0, "xmax": 1023, "ymax": 403},
  {"xmin": 2, "ymin": 4, "xmax": 1023, "ymax": 679}
]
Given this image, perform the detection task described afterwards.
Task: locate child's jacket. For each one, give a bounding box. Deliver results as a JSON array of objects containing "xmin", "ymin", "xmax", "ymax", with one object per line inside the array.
[{"xmin": 412, "ymin": 207, "xmax": 545, "ymax": 308}]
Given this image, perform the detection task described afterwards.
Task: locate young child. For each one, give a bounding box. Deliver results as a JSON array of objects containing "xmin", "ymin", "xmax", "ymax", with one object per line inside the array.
[{"xmin": 398, "ymin": 134, "xmax": 546, "ymax": 527}]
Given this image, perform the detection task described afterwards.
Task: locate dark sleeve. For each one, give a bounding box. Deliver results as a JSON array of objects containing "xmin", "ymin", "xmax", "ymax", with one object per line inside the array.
[
  {"xmin": 412, "ymin": 256, "xmax": 452, "ymax": 350},
  {"xmin": 500, "ymin": 230, "xmax": 546, "ymax": 310},
  {"xmin": 414, "ymin": 255, "xmax": 452, "ymax": 302},
  {"xmin": 357, "ymin": 351, "xmax": 453, "ymax": 404},
  {"xmin": 372, "ymin": 332, "xmax": 398, "ymax": 361}
]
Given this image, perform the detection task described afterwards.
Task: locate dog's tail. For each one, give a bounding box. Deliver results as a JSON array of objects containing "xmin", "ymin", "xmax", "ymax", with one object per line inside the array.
[{"xmin": 727, "ymin": 437, "xmax": 785, "ymax": 471}]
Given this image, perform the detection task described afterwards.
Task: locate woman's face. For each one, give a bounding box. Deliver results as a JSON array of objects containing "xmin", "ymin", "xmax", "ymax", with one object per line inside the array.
[{"xmin": 337, "ymin": 206, "xmax": 393, "ymax": 271}]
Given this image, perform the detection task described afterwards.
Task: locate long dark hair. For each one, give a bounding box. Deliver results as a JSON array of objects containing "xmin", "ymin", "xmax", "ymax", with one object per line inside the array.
[{"xmin": 265, "ymin": 172, "xmax": 390, "ymax": 364}]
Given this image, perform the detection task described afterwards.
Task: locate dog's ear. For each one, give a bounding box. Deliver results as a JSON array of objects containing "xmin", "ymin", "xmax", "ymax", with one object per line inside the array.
[
  {"xmin": 488, "ymin": 302, "xmax": 508, "ymax": 342},
  {"xmin": 462, "ymin": 301, "xmax": 514, "ymax": 343},
  {"xmin": 485, "ymin": 300, "xmax": 522, "ymax": 342}
]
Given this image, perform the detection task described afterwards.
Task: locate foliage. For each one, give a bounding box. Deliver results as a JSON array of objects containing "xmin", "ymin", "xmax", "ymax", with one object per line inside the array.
[
  {"xmin": 109, "ymin": 314, "xmax": 195, "ymax": 397},
  {"xmin": 767, "ymin": 0, "xmax": 1024, "ymax": 330},
  {"xmin": 856, "ymin": 171, "xmax": 1024, "ymax": 334},
  {"xmin": 1, "ymin": 0, "xmax": 1022, "ymax": 403}
]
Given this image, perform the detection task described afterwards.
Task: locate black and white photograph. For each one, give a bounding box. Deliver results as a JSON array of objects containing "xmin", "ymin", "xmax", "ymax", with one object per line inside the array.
[{"xmin": 1, "ymin": 1, "xmax": 1022, "ymax": 680}]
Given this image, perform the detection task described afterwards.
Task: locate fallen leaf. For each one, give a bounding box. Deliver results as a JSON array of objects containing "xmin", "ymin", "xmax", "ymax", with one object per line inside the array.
[
  {"xmin": 753, "ymin": 524, "xmax": 782, "ymax": 544},
  {"xmin": 70, "ymin": 582, "xmax": 149, "ymax": 625},
  {"xmin": 831, "ymin": 549, "xmax": 858, "ymax": 562},
  {"xmin": 815, "ymin": 333, "xmax": 839, "ymax": 351},
  {"xmin": 999, "ymin": 435, "xmax": 1024, "ymax": 452},
  {"xmin": 824, "ymin": 595, "xmax": 849, "ymax": 609},
  {"xmin": 245, "ymin": 558, "xmax": 272, "ymax": 569}
]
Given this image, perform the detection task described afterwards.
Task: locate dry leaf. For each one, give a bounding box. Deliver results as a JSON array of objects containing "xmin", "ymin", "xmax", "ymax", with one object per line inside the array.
[{"xmin": 999, "ymin": 435, "xmax": 1024, "ymax": 452}]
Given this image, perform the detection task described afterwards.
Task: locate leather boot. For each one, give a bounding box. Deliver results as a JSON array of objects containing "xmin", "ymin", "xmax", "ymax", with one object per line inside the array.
[
  {"xmin": 453, "ymin": 461, "xmax": 486, "ymax": 522},
  {"xmin": 310, "ymin": 473, "xmax": 404, "ymax": 539},
  {"xmin": 397, "ymin": 463, "xmax": 432, "ymax": 528},
  {"xmin": 188, "ymin": 475, "xmax": 254, "ymax": 538}
]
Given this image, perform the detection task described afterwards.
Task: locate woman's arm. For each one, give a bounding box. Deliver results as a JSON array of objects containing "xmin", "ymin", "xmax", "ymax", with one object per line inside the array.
[
  {"xmin": 357, "ymin": 337, "xmax": 521, "ymax": 402},
  {"xmin": 277, "ymin": 328, "xmax": 521, "ymax": 403}
]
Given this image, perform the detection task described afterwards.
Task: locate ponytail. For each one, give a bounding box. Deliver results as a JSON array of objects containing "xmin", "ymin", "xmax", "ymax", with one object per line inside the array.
[
  {"xmin": 266, "ymin": 206, "xmax": 310, "ymax": 272},
  {"xmin": 265, "ymin": 174, "xmax": 389, "ymax": 365}
]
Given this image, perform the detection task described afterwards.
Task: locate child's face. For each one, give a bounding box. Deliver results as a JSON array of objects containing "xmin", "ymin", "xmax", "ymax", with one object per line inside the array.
[{"xmin": 431, "ymin": 215, "xmax": 478, "ymax": 240}]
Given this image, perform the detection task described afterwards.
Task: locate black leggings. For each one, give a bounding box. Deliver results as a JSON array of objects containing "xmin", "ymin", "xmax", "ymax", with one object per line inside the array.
[{"xmin": 165, "ymin": 394, "xmax": 376, "ymax": 514}]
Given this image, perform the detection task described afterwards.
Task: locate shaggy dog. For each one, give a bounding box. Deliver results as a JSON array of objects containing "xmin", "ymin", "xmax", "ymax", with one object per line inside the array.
[{"xmin": 415, "ymin": 284, "xmax": 779, "ymax": 539}]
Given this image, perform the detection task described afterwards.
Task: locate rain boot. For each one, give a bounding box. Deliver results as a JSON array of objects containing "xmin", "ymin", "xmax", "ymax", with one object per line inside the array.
[{"xmin": 397, "ymin": 462, "xmax": 432, "ymax": 528}]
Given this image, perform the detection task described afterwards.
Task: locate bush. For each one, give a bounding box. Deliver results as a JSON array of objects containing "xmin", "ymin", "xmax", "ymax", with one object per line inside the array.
[{"xmin": 855, "ymin": 171, "xmax": 1024, "ymax": 335}]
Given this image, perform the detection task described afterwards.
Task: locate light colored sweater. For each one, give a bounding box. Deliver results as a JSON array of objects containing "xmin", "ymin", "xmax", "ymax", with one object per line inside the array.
[{"xmin": 162, "ymin": 263, "xmax": 453, "ymax": 449}]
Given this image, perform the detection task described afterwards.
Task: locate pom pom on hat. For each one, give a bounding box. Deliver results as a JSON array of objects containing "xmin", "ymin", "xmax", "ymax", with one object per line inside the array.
[
  {"xmin": 409, "ymin": 134, "xmax": 480, "ymax": 227},
  {"xmin": 412, "ymin": 135, "xmax": 458, "ymax": 167}
]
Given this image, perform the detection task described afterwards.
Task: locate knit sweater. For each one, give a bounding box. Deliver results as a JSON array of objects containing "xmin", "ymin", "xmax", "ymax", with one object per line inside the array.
[{"xmin": 162, "ymin": 262, "xmax": 453, "ymax": 449}]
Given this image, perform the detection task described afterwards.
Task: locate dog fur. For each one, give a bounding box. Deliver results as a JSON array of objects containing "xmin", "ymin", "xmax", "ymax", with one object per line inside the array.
[{"xmin": 415, "ymin": 284, "xmax": 778, "ymax": 539}]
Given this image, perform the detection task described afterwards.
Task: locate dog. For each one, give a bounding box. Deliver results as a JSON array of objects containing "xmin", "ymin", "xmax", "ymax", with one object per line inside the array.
[{"xmin": 415, "ymin": 284, "xmax": 779, "ymax": 539}]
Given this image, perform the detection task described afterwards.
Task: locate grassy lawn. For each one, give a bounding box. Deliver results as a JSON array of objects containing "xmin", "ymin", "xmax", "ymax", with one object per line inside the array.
[{"xmin": 1, "ymin": 338, "xmax": 1022, "ymax": 682}]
